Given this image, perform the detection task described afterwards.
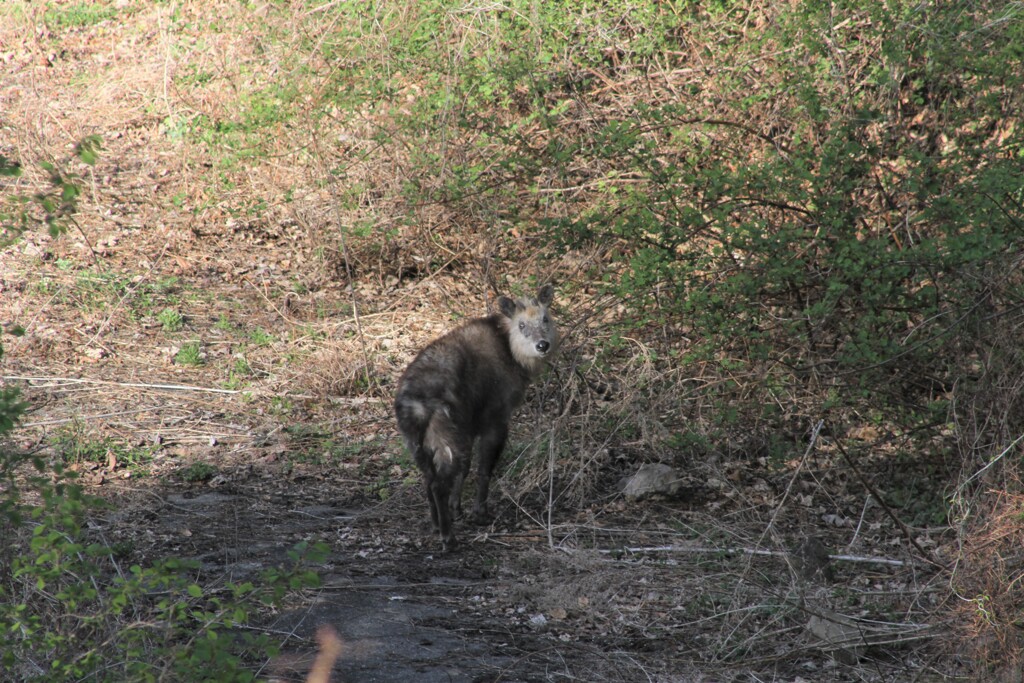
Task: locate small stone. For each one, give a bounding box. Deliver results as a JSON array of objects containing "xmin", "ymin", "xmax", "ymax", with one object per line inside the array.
[{"xmin": 622, "ymin": 463, "xmax": 681, "ymax": 501}]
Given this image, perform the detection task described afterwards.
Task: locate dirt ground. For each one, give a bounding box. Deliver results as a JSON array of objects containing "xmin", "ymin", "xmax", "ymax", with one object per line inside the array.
[{"xmin": 0, "ymin": 3, "xmax": 958, "ymax": 681}]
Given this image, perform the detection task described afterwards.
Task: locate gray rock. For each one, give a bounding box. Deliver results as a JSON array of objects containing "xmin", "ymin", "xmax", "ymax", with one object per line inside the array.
[{"xmin": 622, "ymin": 463, "xmax": 681, "ymax": 501}]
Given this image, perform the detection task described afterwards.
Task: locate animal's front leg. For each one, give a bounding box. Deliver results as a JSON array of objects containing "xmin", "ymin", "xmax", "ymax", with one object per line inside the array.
[
  {"xmin": 472, "ymin": 424, "xmax": 508, "ymax": 524},
  {"xmin": 450, "ymin": 463, "xmax": 467, "ymax": 519}
]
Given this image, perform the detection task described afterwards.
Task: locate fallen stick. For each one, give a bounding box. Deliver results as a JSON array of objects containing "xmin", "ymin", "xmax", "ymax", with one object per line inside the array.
[
  {"xmin": 2, "ymin": 375, "xmax": 240, "ymax": 395},
  {"xmin": 595, "ymin": 544, "xmax": 906, "ymax": 567}
]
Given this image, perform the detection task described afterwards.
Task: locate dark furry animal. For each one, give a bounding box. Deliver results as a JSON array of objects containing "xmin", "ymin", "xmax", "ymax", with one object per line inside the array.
[{"xmin": 395, "ymin": 285, "xmax": 558, "ymax": 552}]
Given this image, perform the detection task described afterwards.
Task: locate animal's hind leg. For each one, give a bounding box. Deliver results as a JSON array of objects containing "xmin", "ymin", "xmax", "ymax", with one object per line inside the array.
[
  {"xmin": 415, "ymin": 446, "xmax": 457, "ymax": 551},
  {"xmin": 424, "ymin": 411, "xmax": 470, "ymax": 552},
  {"xmin": 449, "ymin": 448, "xmax": 472, "ymax": 519},
  {"xmin": 397, "ymin": 404, "xmax": 439, "ymax": 533},
  {"xmin": 430, "ymin": 477, "xmax": 457, "ymax": 552},
  {"xmin": 472, "ymin": 423, "xmax": 508, "ymax": 524},
  {"xmin": 419, "ymin": 464, "xmax": 440, "ymax": 531}
]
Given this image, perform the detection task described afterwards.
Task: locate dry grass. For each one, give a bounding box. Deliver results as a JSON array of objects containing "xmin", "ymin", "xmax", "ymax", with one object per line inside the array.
[
  {"xmin": 951, "ymin": 487, "xmax": 1024, "ymax": 679},
  {"xmin": 946, "ymin": 314, "xmax": 1024, "ymax": 679}
]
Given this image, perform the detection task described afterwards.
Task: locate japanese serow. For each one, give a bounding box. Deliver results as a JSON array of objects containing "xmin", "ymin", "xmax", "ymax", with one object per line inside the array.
[{"xmin": 395, "ymin": 285, "xmax": 558, "ymax": 552}]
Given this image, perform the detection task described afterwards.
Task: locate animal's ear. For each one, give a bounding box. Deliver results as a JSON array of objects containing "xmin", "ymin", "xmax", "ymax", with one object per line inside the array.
[
  {"xmin": 536, "ymin": 284, "xmax": 554, "ymax": 306},
  {"xmin": 498, "ymin": 296, "xmax": 518, "ymax": 318}
]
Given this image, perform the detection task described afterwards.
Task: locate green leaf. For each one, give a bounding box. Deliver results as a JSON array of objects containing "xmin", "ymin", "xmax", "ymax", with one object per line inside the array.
[
  {"xmin": 0, "ymin": 155, "xmax": 21, "ymax": 177},
  {"xmin": 74, "ymin": 135, "xmax": 103, "ymax": 165}
]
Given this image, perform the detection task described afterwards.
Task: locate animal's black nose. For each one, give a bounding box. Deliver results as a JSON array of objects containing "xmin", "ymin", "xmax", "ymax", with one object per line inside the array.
[{"xmin": 536, "ymin": 340, "xmax": 550, "ymax": 353}]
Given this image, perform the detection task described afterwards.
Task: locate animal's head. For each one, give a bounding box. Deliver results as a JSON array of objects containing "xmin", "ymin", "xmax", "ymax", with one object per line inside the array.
[{"xmin": 499, "ymin": 284, "xmax": 558, "ymax": 374}]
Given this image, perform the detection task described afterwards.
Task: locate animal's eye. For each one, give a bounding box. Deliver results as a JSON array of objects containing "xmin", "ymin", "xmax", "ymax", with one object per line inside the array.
[
  {"xmin": 519, "ymin": 322, "xmax": 526, "ymax": 331},
  {"xmin": 543, "ymin": 316, "xmax": 549, "ymax": 324}
]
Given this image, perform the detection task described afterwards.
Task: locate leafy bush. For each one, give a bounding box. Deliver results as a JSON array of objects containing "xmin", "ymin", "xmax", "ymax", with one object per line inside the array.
[
  {"xmin": 300, "ymin": 0, "xmax": 1023, "ymax": 433},
  {"xmin": 0, "ymin": 479, "xmax": 325, "ymax": 682},
  {"xmin": 159, "ymin": 0, "xmax": 1020, "ymax": 438}
]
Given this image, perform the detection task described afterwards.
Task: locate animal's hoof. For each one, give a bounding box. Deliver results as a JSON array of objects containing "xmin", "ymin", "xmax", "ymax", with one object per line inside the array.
[
  {"xmin": 441, "ymin": 536, "xmax": 459, "ymax": 553},
  {"xmin": 469, "ymin": 509, "xmax": 493, "ymax": 526}
]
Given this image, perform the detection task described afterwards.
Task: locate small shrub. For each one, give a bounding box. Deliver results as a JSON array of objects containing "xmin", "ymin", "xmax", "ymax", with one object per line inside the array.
[
  {"xmin": 175, "ymin": 342, "xmax": 204, "ymax": 366},
  {"xmin": 157, "ymin": 308, "xmax": 184, "ymax": 332},
  {"xmin": 179, "ymin": 461, "xmax": 218, "ymax": 483}
]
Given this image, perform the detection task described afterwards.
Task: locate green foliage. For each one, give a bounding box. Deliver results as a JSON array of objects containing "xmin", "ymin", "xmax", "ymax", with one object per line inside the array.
[
  {"xmin": 180, "ymin": 461, "xmax": 218, "ymax": 483},
  {"xmin": 224, "ymin": 357, "xmax": 256, "ymax": 390},
  {"xmin": 0, "ymin": 386, "xmax": 28, "ymax": 436},
  {"xmin": 27, "ymin": 266, "xmax": 182, "ymax": 319},
  {"xmin": 247, "ymin": 327, "xmax": 274, "ymax": 347},
  {"xmin": 0, "ymin": 333, "xmax": 323, "ymax": 681},
  {"xmin": 43, "ymin": 3, "xmax": 121, "ymax": 28},
  {"xmin": 157, "ymin": 307, "xmax": 184, "ymax": 332},
  {"xmin": 175, "ymin": 342, "xmax": 204, "ymax": 366},
  {"xmin": 75, "ymin": 270, "xmax": 135, "ymax": 309},
  {"xmin": 158, "ymin": 0, "xmax": 1021, "ymax": 430},
  {"xmin": 0, "ymin": 457, "xmax": 326, "ymax": 681},
  {"xmin": 130, "ymin": 0, "xmax": 1023, "ymax": 451},
  {"xmin": 214, "ymin": 314, "xmax": 235, "ymax": 332},
  {"xmin": 50, "ymin": 424, "xmax": 156, "ymax": 472},
  {"xmin": 0, "ymin": 394, "xmax": 31, "ymax": 536},
  {"xmin": 0, "ymin": 135, "xmax": 101, "ymax": 245},
  {"xmin": 268, "ymin": 396, "xmax": 292, "ymax": 416},
  {"xmin": 283, "ymin": 0, "xmax": 1024, "ymax": 432}
]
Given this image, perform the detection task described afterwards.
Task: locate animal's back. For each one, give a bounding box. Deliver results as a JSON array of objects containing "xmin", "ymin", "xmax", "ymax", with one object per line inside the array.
[{"xmin": 395, "ymin": 315, "xmax": 529, "ymax": 434}]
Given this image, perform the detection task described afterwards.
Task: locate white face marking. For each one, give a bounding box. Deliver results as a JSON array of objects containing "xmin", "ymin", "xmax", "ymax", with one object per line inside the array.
[{"xmin": 507, "ymin": 296, "xmax": 558, "ymax": 373}]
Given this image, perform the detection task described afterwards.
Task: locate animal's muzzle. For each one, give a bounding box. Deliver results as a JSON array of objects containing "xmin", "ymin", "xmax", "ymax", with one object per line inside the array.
[{"xmin": 536, "ymin": 340, "xmax": 550, "ymax": 354}]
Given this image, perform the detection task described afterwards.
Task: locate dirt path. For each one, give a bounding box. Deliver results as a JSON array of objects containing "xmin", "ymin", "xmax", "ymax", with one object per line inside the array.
[{"xmin": 96, "ymin": 464, "xmax": 705, "ymax": 682}]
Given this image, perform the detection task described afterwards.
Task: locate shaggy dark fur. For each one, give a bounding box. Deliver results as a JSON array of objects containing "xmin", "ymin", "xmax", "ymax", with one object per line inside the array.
[{"xmin": 395, "ymin": 286, "xmax": 557, "ymax": 552}]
